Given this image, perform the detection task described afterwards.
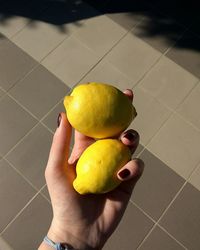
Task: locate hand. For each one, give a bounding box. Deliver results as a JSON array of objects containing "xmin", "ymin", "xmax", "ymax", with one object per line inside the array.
[{"xmin": 40, "ymin": 90, "xmax": 144, "ymax": 250}]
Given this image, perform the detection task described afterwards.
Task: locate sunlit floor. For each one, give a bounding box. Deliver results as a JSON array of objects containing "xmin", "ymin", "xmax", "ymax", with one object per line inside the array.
[{"xmin": 0, "ymin": 0, "xmax": 200, "ymax": 249}]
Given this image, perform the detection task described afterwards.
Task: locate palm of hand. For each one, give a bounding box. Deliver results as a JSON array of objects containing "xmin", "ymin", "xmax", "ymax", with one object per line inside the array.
[{"xmin": 45, "ymin": 91, "xmax": 143, "ymax": 250}]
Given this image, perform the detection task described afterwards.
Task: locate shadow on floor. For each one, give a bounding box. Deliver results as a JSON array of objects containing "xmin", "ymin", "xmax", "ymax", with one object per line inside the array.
[{"xmin": 0, "ymin": 0, "xmax": 200, "ymax": 51}]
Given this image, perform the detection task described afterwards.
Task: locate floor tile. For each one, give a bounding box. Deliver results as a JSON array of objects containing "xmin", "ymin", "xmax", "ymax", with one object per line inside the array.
[
  {"xmin": 107, "ymin": 12, "xmax": 143, "ymax": 31},
  {"xmin": 188, "ymin": 163, "xmax": 200, "ymax": 192},
  {"xmin": 148, "ymin": 114, "xmax": 200, "ymax": 179},
  {"xmin": 42, "ymin": 36, "xmax": 100, "ymax": 87},
  {"xmin": 134, "ymin": 144, "xmax": 144, "ymax": 157},
  {"xmin": 166, "ymin": 31, "xmax": 200, "ymax": 79},
  {"xmin": 0, "ymin": 95, "xmax": 37, "ymax": 156},
  {"xmin": 160, "ymin": 183, "xmax": 200, "ymax": 250},
  {"xmin": 104, "ymin": 0, "xmax": 150, "ymax": 28},
  {"xmin": 132, "ymin": 12, "xmax": 185, "ymax": 53},
  {"xmin": 177, "ymin": 83, "xmax": 200, "ymax": 130},
  {"xmin": 0, "ymin": 16, "xmax": 29, "ymax": 39},
  {"xmin": 139, "ymin": 226, "xmax": 185, "ymax": 250},
  {"xmin": 103, "ymin": 202, "xmax": 154, "ymax": 250},
  {"xmin": 0, "ymin": 0, "xmax": 47, "ymax": 38},
  {"xmin": 6, "ymin": 124, "xmax": 53, "ymax": 189},
  {"xmin": 106, "ymin": 33, "xmax": 161, "ymax": 84},
  {"xmin": 0, "ymin": 236, "xmax": 13, "ymax": 250},
  {"xmin": 42, "ymin": 100, "xmax": 66, "ymax": 133},
  {"xmin": 74, "ymin": 14, "xmax": 126, "ymax": 56},
  {"xmin": 132, "ymin": 150, "xmax": 184, "ymax": 220},
  {"xmin": 139, "ymin": 56, "xmax": 198, "ymax": 110},
  {"xmin": 9, "ymin": 65, "xmax": 70, "ymax": 119},
  {"xmin": 0, "ymin": 159, "xmax": 35, "ymax": 232},
  {"xmin": 11, "ymin": 21, "xmax": 70, "ymax": 61},
  {"xmin": 2, "ymin": 194, "xmax": 52, "ymax": 250},
  {"xmin": 0, "ymin": 38, "xmax": 37, "ymax": 91},
  {"xmin": 81, "ymin": 59, "xmax": 134, "ymax": 90},
  {"xmin": 41, "ymin": 185, "xmax": 50, "ymax": 202},
  {"xmin": 0, "ymin": 88, "xmax": 5, "ymax": 98},
  {"xmin": 129, "ymin": 87, "xmax": 171, "ymax": 145}
]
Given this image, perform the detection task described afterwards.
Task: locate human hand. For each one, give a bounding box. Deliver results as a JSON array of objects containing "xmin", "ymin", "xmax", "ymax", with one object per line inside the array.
[{"xmin": 40, "ymin": 90, "xmax": 144, "ymax": 250}]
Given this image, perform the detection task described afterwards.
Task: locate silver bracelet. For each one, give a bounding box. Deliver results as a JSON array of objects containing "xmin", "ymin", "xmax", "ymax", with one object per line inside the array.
[{"xmin": 44, "ymin": 236, "xmax": 75, "ymax": 250}]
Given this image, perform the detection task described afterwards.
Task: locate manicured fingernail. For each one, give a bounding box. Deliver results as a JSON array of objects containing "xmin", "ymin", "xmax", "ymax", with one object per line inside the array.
[
  {"xmin": 57, "ymin": 113, "xmax": 62, "ymax": 127},
  {"xmin": 118, "ymin": 169, "xmax": 130, "ymax": 180},
  {"xmin": 124, "ymin": 131, "xmax": 138, "ymax": 141}
]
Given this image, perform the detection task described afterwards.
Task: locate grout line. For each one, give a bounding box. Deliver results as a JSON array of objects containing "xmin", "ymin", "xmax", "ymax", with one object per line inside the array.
[
  {"xmin": 157, "ymin": 224, "xmax": 189, "ymax": 250},
  {"xmin": 3, "ymin": 157, "xmax": 40, "ymax": 193},
  {"xmin": 0, "ymin": 190, "xmax": 41, "ymax": 236},
  {"xmin": 6, "ymin": 92, "xmax": 39, "ymax": 120},
  {"xmin": 38, "ymin": 184, "xmax": 51, "ymax": 204},
  {"xmin": 130, "ymin": 200, "xmax": 156, "ymax": 224},
  {"xmin": 72, "ymin": 17, "xmax": 148, "ymax": 88},
  {"xmin": 136, "ymin": 180, "xmax": 188, "ymax": 249},
  {"xmin": 132, "ymin": 25, "xmax": 190, "ymax": 90}
]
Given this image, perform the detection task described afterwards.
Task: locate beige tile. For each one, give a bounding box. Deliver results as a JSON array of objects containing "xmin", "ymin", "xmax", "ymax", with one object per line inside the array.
[
  {"xmin": 74, "ymin": 15, "xmax": 126, "ymax": 56},
  {"xmin": 81, "ymin": 59, "xmax": 134, "ymax": 90},
  {"xmin": 160, "ymin": 183, "xmax": 200, "ymax": 250},
  {"xmin": 177, "ymin": 83, "xmax": 200, "ymax": 130},
  {"xmin": 148, "ymin": 114, "xmax": 200, "ymax": 179},
  {"xmin": 139, "ymin": 226, "xmax": 185, "ymax": 250},
  {"xmin": 0, "ymin": 236, "xmax": 13, "ymax": 250},
  {"xmin": 106, "ymin": 33, "xmax": 161, "ymax": 84},
  {"xmin": 103, "ymin": 202, "xmax": 154, "ymax": 250},
  {"xmin": 132, "ymin": 13, "xmax": 185, "ymax": 53},
  {"xmin": 139, "ymin": 56, "xmax": 198, "ymax": 110},
  {"xmin": 0, "ymin": 159, "xmax": 35, "ymax": 232},
  {"xmin": 12, "ymin": 21, "xmax": 72, "ymax": 61},
  {"xmin": 6, "ymin": 124, "xmax": 53, "ymax": 189},
  {"xmin": 166, "ymin": 31, "xmax": 200, "ymax": 79},
  {"xmin": 42, "ymin": 36, "xmax": 100, "ymax": 87},
  {"xmin": 0, "ymin": 17, "xmax": 29, "ymax": 38},
  {"xmin": 2, "ymin": 194, "xmax": 52, "ymax": 250},
  {"xmin": 189, "ymin": 164, "xmax": 200, "ymax": 192},
  {"xmin": 130, "ymin": 87, "xmax": 171, "ymax": 145}
]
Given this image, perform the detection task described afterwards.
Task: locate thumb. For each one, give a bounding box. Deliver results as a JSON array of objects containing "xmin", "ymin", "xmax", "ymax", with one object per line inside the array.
[{"xmin": 46, "ymin": 113, "xmax": 72, "ymax": 174}]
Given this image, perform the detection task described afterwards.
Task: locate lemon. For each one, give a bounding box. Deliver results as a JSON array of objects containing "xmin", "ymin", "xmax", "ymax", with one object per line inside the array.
[
  {"xmin": 64, "ymin": 82, "xmax": 137, "ymax": 139},
  {"xmin": 73, "ymin": 139, "xmax": 131, "ymax": 194}
]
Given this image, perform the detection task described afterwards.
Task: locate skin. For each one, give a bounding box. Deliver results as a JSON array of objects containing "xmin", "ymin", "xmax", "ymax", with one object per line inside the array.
[{"xmin": 38, "ymin": 90, "xmax": 144, "ymax": 250}]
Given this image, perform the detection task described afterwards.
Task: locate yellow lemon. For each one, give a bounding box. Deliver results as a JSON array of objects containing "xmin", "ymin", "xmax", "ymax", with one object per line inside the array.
[
  {"xmin": 64, "ymin": 82, "xmax": 137, "ymax": 139},
  {"xmin": 73, "ymin": 139, "xmax": 131, "ymax": 194}
]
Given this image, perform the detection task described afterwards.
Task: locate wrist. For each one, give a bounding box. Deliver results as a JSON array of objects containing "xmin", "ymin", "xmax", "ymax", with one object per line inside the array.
[{"xmin": 47, "ymin": 220, "xmax": 99, "ymax": 250}]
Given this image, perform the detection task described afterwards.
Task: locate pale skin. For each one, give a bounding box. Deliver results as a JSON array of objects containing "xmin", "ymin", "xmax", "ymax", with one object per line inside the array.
[{"xmin": 38, "ymin": 90, "xmax": 144, "ymax": 250}]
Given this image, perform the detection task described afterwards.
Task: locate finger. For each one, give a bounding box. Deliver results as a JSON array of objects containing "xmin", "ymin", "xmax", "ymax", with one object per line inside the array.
[
  {"xmin": 68, "ymin": 130, "xmax": 94, "ymax": 165},
  {"xmin": 46, "ymin": 113, "xmax": 72, "ymax": 172},
  {"xmin": 117, "ymin": 158, "xmax": 144, "ymax": 194},
  {"xmin": 123, "ymin": 89, "xmax": 133, "ymax": 102},
  {"xmin": 120, "ymin": 129, "xmax": 139, "ymax": 154}
]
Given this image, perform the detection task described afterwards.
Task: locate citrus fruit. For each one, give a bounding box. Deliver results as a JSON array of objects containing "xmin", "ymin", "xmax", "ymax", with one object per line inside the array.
[
  {"xmin": 64, "ymin": 82, "xmax": 137, "ymax": 139},
  {"xmin": 73, "ymin": 139, "xmax": 131, "ymax": 194}
]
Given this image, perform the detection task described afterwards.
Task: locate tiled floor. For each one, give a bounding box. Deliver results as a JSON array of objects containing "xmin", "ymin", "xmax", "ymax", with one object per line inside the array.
[{"xmin": 0, "ymin": 0, "xmax": 200, "ymax": 249}]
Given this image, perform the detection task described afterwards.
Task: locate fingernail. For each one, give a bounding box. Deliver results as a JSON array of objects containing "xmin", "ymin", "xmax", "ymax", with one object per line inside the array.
[
  {"xmin": 118, "ymin": 169, "xmax": 130, "ymax": 180},
  {"xmin": 57, "ymin": 113, "xmax": 62, "ymax": 127},
  {"xmin": 124, "ymin": 131, "xmax": 138, "ymax": 141}
]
